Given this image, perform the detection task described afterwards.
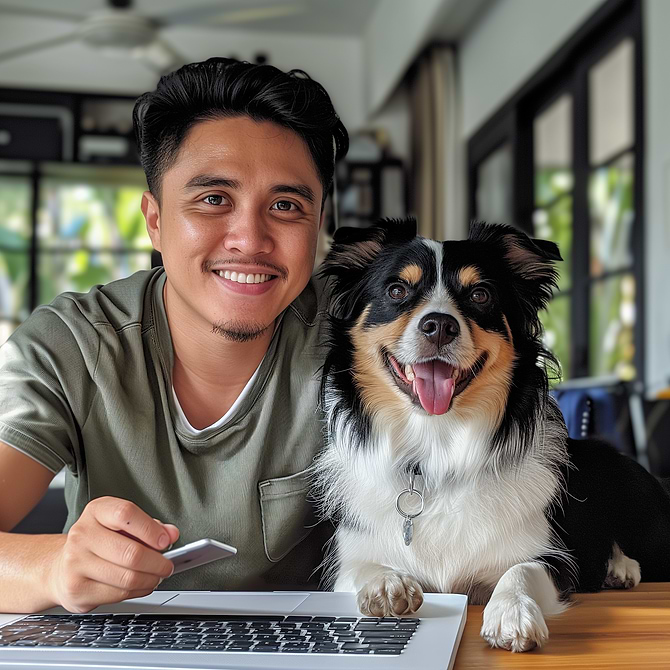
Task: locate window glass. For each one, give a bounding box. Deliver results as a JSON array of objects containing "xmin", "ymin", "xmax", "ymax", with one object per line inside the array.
[
  {"xmin": 589, "ymin": 152, "xmax": 634, "ymax": 277},
  {"xmin": 38, "ymin": 181, "xmax": 150, "ymax": 250},
  {"xmin": 540, "ymin": 293, "xmax": 571, "ymax": 382},
  {"xmin": 0, "ymin": 177, "xmax": 32, "ymax": 322},
  {"xmin": 39, "ymin": 250, "xmax": 152, "ymax": 306},
  {"xmin": 589, "ymin": 273, "xmax": 635, "ymax": 379},
  {"xmin": 476, "ymin": 143, "xmax": 513, "ymax": 225},
  {"xmin": 534, "ymin": 94, "xmax": 573, "ymax": 206},
  {"xmin": 589, "ymin": 39, "xmax": 634, "ymax": 165}
]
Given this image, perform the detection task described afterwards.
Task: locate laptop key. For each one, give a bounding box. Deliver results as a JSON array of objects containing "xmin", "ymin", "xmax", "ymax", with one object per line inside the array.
[{"xmin": 372, "ymin": 648, "xmax": 403, "ymax": 655}]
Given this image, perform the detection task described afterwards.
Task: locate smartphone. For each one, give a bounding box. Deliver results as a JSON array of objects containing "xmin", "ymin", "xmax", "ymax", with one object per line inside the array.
[{"xmin": 163, "ymin": 538, "xmax": 237, "ymax": 574}]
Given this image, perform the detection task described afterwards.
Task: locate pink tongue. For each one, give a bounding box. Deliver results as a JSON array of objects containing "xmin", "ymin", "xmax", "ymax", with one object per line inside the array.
[{"xmin": 413, "ymin": 361, "xmax": 456, "ymax": 415}]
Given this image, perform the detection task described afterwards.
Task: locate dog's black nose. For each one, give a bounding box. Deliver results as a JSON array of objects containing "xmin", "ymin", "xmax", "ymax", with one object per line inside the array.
[{"xmin": 418, "ymin": 313, "xmax": 460, "ymax": 347}]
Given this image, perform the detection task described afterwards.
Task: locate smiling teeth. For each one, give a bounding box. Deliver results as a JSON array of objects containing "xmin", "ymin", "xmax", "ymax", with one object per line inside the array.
[
  {"xmin": 404, "ymin": 364, "xmax": 416, "ymax": 382},
  {"xmin": 217, "ymin": 270, "xmax": 272, "ymax": 284}
]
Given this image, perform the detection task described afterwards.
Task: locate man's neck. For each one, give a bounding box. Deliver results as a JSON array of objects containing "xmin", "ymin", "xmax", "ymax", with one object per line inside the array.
[{"xmin": 164, "ymin": 286, "xmax": 275, "ymax": 430}]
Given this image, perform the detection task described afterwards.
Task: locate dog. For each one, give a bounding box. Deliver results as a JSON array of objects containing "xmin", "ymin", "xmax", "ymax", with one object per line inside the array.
[{"xmin": 312, "ymin": 218, "xmax": 670, "ymax": 652}]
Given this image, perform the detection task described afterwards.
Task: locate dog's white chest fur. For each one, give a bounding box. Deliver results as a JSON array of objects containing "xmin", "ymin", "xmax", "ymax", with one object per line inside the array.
[{"xmin": 315, "ymin": 409, "xmax": 564, "ymax": 604}]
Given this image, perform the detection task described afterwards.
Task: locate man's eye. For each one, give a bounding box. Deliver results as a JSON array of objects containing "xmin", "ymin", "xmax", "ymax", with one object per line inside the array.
[
  {"xmin": 272, "ymin": 200, "xmax": 297, "ymax": 212},
  {"xmin": 203, "ymin": 195, "xmax": 225, "ymax": 206}
]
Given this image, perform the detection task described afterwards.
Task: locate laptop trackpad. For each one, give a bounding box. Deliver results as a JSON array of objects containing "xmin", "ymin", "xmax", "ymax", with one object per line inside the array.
[{"xmin": 159, "ymin": 592, "xmax": 310, "ymax": 614}]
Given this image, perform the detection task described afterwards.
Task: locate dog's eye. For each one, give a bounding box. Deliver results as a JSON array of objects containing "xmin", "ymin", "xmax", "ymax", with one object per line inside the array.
[
  {"xmin": 470, "ymin": 288, "xmax": 490, "ymax": 304},
  {"xmin": 388, "ymin": 283, "xmax": 408, "ymax": 301}
]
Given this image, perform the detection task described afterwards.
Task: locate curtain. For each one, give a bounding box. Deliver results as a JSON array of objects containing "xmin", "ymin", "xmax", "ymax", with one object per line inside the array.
[{"xmin": 409, "ymin": 45, "xmax": 465, "ymax": 240}]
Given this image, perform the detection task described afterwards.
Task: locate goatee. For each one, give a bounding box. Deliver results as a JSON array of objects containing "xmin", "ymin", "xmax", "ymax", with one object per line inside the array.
[{"xmin": 211, "ymin": 320, "xmax": 270, "ymax": 343}]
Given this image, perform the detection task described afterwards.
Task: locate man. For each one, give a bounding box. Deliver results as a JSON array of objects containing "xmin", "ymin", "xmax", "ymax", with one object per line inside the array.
[{"xmin": 0, "ymin": 58, "xmax": 348, "ymax": 613}]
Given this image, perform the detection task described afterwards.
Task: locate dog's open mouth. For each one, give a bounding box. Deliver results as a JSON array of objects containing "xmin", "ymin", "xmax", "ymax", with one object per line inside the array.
[{"xmin": 385, "ymin": 352, "xmax": 488, "ymax": 415}]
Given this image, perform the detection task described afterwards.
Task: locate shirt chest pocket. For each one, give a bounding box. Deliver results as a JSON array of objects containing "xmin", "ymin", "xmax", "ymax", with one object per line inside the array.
[{"xmin": 258, "ymin": 469, "xmax": 316, "ymax": 563}]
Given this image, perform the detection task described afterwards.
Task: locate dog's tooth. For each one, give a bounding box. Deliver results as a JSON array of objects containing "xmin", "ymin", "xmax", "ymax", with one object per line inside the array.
[{"xmin": 405, "ymin": 364, "xmax": 415, "ymax": 382}]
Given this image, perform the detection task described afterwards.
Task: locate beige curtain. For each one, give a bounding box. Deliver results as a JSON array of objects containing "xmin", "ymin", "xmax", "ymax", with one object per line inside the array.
[{"xmin": 410, "ymin": 45, "xmax": 465, "ymax": 240}]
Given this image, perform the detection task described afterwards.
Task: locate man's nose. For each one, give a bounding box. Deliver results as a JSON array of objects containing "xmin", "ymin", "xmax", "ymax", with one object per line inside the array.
[
  {"xmin": 418, "ymin": 312, "xmax": 460, "ymax": 348},
  {"xmin": 222, "ymin": 210, "xmax": 274, "ymax": 256}
]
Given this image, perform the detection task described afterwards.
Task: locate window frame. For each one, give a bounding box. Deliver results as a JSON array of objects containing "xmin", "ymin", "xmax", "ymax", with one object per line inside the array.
[{"xmin": 467, "ymin": 0, "xmax": 644, "ymax": 382}]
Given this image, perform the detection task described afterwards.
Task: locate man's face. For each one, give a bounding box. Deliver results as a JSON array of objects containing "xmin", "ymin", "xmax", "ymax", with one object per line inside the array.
[{"xmin": 143, "ymin": 116, "xmax": 324, "ymax": 341}]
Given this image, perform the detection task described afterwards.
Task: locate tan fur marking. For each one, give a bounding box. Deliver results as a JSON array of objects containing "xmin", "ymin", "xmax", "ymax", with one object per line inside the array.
[
  {"xmin": 453, "ymin": 323, "xmax": 516, "ymax": 423},
  {"xmin": 399, "ymin": 264, "xmax": 423, "ymax": 285},
  {"xmin": 350, "ymin": 306, "xmax": 419, "ymax": 418},
  {"xmin": 458, "ymin": 266, "xmax": 481, "ymax": 287}
]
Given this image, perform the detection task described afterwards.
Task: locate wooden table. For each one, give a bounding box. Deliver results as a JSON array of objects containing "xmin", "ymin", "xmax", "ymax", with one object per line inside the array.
[{"xmin": 454, "ymin": 583, "xmax": 670, "ymax": 669}]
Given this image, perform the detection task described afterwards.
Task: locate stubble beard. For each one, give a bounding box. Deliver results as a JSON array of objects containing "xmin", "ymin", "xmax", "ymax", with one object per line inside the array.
[{"xmin": 211, "ymin": 319, "xmax": 271, "ymax": 343}]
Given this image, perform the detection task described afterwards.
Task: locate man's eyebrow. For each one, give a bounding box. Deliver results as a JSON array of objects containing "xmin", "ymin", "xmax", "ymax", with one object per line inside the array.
[
  {"xmin": 270, "ymin": 184, "xmax": 316, "ymax": 204},
  {"xmin": 184, "ymin": 175, "xmax": 241, "ymax": 189}
]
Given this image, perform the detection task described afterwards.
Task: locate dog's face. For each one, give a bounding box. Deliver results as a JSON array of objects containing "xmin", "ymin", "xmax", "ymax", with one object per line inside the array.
[{"xmin": 321, "ymin": 219, "xmax": 560, "ymax": 423}]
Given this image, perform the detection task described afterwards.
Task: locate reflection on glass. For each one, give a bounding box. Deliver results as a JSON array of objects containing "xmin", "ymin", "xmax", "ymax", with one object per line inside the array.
[
  {"xmin": 533, "ymin": 195, "xmax": 572, "ymax": 292},
  {"xmin": 39, "ymin": 251, "xmax": 152, "ymax": 306},
  {"xmin": 540, "ymin": 294, "xmax": 571, "ymax": 382},
  {"xmin": 476, "ymin": 143, "xmax": 513, "ymax": 225},
  {"xmin": 589, "ymin": 153, "xmax": 634, "ymax": 277},
  {"xmin": 589, "ymin": 39, "xmax": 634, "ymax": 166},
  {"xmin": 0, "ymin": 250, "xmax": 29, "ymax": 320},
  {"xmin": 589, "ymin": 274, "xmax": 635, "ymax": 379},
  {"xmin": 38, "ymin": 182, "xmax": 151, "ymax": 250},
  {"xmin": 534, "ymin": 94, "xmax": 573, "ymax": 206}
]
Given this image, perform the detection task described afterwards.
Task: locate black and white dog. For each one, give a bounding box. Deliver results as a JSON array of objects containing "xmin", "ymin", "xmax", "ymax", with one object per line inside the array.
[{"xmin": 312, "ymin": 218, "xmax": 670, "ymax": 652}]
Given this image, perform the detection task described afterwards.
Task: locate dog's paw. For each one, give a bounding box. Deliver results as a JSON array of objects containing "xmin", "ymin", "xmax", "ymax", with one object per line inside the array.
[
  {"xmin": 481, "ymin": 593, "xmax": 548, "ymax": 652},
  {"xmin": 357, "ymin": 572, "xmax": 424, "ymax": 617},
  {"xmin": 603, "ymin": 547, "xmax": 641, "ymax": 589}
]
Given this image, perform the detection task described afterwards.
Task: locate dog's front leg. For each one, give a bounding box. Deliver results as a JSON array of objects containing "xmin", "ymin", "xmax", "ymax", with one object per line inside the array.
[
  {"xmin": 481, "ymin": 562, "xmax": 567, "ymax": 652},
  {"xmin": 335, "ymin": 561, "xmax": 424, "ymax": 617}
]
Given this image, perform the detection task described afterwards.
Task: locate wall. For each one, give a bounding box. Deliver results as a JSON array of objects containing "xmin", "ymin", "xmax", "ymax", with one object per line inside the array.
[{"xmin": 643, "ymin": 0, "xmax": 670, "ymax": 394}]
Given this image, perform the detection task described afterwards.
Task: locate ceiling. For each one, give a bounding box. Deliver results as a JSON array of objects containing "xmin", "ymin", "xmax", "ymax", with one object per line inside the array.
[{"xmin": 0, "ymin": 0, "xmax": 382, "ymax": 38}]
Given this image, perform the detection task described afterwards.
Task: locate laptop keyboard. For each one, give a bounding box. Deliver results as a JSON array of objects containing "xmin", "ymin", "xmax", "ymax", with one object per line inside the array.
[{"xmin": 0, "ymin": 613, "xmax": 421, "ymax": 655}]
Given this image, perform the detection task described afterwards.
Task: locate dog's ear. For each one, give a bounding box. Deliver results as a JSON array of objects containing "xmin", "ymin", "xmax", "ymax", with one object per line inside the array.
[
  {"xmin": 320, "ymin": 217, "xmax": 417, "ymax": 320},
  {"xmin": 468, "ymin": 221, "xmax": 561, "ymax": 314}
]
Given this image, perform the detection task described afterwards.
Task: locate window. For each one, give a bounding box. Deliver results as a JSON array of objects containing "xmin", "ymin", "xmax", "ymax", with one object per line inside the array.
[
  {"xmin": 0, "ymin": 162, "xmax": 151, "ymax": 345},
  {"xmin": 468, "ymin": 0, "xmax": 642, "ymax": 383}
]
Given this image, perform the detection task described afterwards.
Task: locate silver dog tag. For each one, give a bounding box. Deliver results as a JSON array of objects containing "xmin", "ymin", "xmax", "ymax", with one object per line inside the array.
[{"xmin": 402, "ymin": 518, "xmax": 413, "ymax": 546}]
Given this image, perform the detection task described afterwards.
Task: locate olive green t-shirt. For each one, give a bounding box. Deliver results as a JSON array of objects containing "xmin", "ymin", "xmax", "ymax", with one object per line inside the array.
[{"xmin": 0, "ymin": 268, "xmax": 331, "ymax": 590}]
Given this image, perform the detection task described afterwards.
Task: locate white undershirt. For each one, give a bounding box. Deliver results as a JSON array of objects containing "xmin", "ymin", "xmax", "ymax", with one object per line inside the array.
[{"xmin": 171, "ymin": 360, "xmax": 264, "ymax": 436}]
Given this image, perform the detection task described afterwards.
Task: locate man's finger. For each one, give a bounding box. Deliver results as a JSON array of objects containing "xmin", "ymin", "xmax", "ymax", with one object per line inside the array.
[
  {"xmin": 87, "ymin": 528, "xmax": 175, "ymax": 578},
  {"xmin": 90, "ymin": 498, "xmax": 171, "ymax": 551}
]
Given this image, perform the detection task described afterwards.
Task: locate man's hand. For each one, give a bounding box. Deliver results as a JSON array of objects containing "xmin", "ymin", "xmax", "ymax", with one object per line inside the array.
[{"xmin": 48, "ymin": 497, "xmax": 180, "ymax": 613}]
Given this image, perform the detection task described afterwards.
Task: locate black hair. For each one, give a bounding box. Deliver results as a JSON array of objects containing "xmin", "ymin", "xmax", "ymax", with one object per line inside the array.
[{"xmin": 133, "ymin": 57, "xmax": 349, "ymax": 202}]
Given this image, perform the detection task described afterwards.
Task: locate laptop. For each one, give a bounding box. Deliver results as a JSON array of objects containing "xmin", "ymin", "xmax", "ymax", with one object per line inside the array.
[{"xmin": 0, "ymin": 590, "xmax": 467, "ymax": 670}]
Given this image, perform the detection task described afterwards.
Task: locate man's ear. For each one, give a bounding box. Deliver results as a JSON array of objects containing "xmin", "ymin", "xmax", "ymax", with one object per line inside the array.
[{"xmin": 142, "ymin": 191, "xmax": 161, "ymax": 253}]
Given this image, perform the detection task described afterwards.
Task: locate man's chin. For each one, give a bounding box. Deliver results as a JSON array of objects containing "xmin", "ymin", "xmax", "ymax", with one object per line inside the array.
[{"xmin": 211, "ymin": 319, "xmax": 272, "ymax": 343}]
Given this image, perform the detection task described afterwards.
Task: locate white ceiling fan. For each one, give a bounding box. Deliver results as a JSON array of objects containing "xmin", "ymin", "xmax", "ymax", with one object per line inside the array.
[{"xmin": 0, "ymin": 0, "xmax": 307, "ymax": 74}]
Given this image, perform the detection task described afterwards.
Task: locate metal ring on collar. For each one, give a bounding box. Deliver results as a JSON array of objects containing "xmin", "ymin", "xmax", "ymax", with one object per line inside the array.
[{"xmin": 395, "ymin": 489, "xmax": 425, "ymax": 520}]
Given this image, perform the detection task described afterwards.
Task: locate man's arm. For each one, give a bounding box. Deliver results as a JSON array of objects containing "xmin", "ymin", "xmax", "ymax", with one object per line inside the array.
[{"xmin": 0, "ymin": 442, "xmax": 179, "ymax": 614}]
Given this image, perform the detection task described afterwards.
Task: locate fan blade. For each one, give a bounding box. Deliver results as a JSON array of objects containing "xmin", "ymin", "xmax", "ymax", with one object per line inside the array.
[
  {"xmin": 0, "ymin": 3, "xmax": 84, "ymax": 22},
  {"xmin": 133, "ymin": 38, "xmax": 185, "ymax": 75},
  {"xmin": 154, "ymin": 2, "xmax": 306, "ymax": 28},
  {"xmin": 0, "ymin": 32, "xmax": 79, "ymax": 64}
]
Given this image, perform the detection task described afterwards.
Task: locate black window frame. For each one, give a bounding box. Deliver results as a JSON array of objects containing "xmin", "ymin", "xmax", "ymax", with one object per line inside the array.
[{"xmin": 467, "ymin": 0, "xmax": 644, "ymax": 383}]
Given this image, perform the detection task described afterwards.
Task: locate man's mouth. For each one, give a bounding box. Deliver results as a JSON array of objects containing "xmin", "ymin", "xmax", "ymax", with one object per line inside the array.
[
  {"xmin": 385, "ymin": 352, "xmax": 488, "ymax": 415},
  {"xmin": 213, "ymin": 270, "xmax": 278, "ymax": 285}
]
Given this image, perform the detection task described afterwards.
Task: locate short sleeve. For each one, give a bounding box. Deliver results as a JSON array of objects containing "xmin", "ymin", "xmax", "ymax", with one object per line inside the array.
[{"xmin": 0, "ymin": 296, "xmax": 100, "ymax": 474}]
